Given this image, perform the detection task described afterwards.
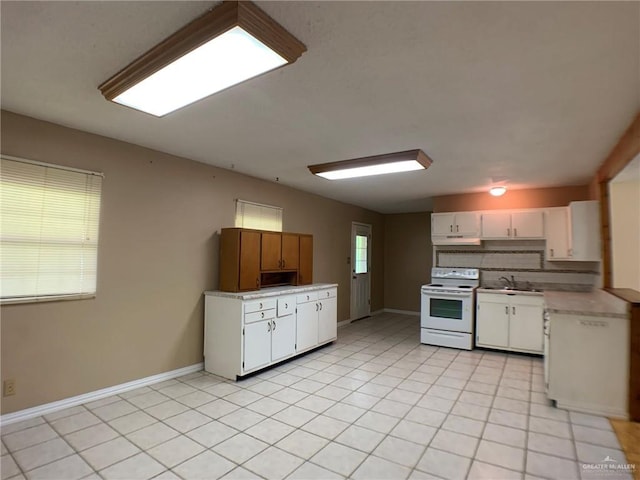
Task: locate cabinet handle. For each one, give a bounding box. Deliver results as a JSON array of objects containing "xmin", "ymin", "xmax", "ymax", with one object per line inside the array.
[
  {"xmin": 512, "ymin": 306, "xmax": 516, "ymax": 315},
  {"xmin": 261, "ymin": 312, "xmax": 264, "ymax": 318},
  {"xmin": 319, "ymin": 302, "xmax": 323, "ymax": 310},
  {"xmin": 568, "ymin": 248, "xmax": 573, "ymax": 257},
  {"xmin": 316, "ymin": 303, "xmax": 319, "ymax": 311},
  {"xmin": 514, "ymin": 228, "xmax": 517, "ymax": 237},
  {"xmin": 450, "ymin": 225, "xmax": 453, "ymax": 232},
  {"xmin": 456, "ymin": 225, "xmax": 459, "ymax": 232},
  {"xmin": 282, "ymin": 259, "xmax": 286, "ymax": 268},
  {"xmin": 273, "ymin": 320, "xmax": 276, "ymax": 331},
  {"xmin": 505, "ymin": 306, "xmax": 509, "ymax": 315},
  {"xmin": 507, "ymin": 228, "xmax": 511, "ymax": 237},
  {"xmin": 285, "ymin": 303, "xmax": 288, "ymax": 309},
  {"xmin": 267, "ymin": 321, "xmax": 271, "ymax": 332},
  {"xmin": 259, "ymin": 302, "xmax": 263, "ymax": 309},
  {"xmin": 550, "ymin": 248, "xmax": 554, "ymax": 258}
]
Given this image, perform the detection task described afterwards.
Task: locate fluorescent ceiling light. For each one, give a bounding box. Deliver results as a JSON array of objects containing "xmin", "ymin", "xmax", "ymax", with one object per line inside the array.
[
  {"xmin": 99, "ymin": 1, "xmax": 306, "ymax": 117},
  {"xmin": 309, "ymin": 150, "xmax": 433, "ymax": 180},
  {"xmin": 489, "ymin": 186, "xmax": 507, "ymax": 196}
]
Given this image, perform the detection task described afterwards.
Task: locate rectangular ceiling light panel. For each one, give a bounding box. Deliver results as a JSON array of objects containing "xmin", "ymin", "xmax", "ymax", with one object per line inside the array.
[
  {"xmin": 308, "ymin": 150, "xmax": 433, "ymax": 180},
  {"xmin": 100, "ymin": 2, "xmax": 306, "ymax": 117}
]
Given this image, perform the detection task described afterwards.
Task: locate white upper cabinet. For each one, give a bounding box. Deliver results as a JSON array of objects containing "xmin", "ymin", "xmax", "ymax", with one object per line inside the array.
[
  {"xmin": 545, "ymin": 201, "xmax": 600, "ymax": 261},
  {"xmin": 431, "ymin": 212, "xmax": 481, "ymax": 245},
  {"xmin": 432, "ymin": 213, "xmax": 480, "ymax": 236},
  {"xmin": 481, "ymin": 211, "xmax": 544, "ymax": 239}
]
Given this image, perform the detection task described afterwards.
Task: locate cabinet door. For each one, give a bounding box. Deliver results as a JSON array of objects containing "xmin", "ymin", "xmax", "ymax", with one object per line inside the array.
[
  {"xmin": 481, "ymin": 213, "xmax": 511, "ymax": 238},
  {"xmin": 545, "ymin": 208, "xmax": 570, "ymax": 260},
  {"xmin": 261, "ymin": 232, "xmax": 282, "ymax": 270},
  {"xmin": 296, "ymin": 301, "xmax": 319, "ymax": 352},
  {"xmin": 509, "ymin": 303, "xmax": 543, "ymax": 353},
  {"xmin": 476, "ymin": 300, "xmax": 509, "ymax": 347},
  {"xmin": 432, "ymin": 213, "xmax": 456, "ymax": 235},
  {"xmin": 243, "ymin": 320, "xmax": 271, "ymax": 371},
  {"xmin": 281, "ymin": 233, "xmax": 299, "ymax": 270},
  {"xmin": 569, "ymin": 201, "xmax": 600, "ymax": 261},
  {"xmin": 298, "ymin": 235, "xmax": 313, "ymax": 285},
  {"xmin": 239, "ymin": 230, "xmax": 261, "ymax": 291},
  {"xmin": 318, "ymin": 295, "xmax": 337, "ymax": 343},
  {"xmin": 511, "ymin": 211, "xmax": 544, "ymax": 238},
  {"xmin": 455, "ymin": 212, "xmax": 480, "ymax": 235},
  {"xmin": 271, "ymin": 315, "xmax": 296, "ymax": 361}
]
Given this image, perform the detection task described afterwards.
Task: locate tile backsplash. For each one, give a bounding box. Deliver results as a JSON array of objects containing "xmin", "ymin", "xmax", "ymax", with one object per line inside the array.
[{"xmin": 435, "ymin": 240, "xmax": 599, "ymax": 292}]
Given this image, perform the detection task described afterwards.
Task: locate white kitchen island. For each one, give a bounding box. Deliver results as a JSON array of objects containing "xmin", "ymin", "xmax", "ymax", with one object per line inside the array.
[{"xmin": 204, "ymin": 284, "xmax": 338, "ymax": 380}]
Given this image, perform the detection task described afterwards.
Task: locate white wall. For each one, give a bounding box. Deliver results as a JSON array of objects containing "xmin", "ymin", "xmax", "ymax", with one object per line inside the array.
[{"xmin": 610, "ymin": 179, "xmax": 640, "ymax": 290}]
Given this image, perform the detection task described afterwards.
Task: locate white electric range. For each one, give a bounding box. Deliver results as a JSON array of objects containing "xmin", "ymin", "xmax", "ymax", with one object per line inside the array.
[{"xmin": 420, "ymin": 267, "xmax": 479, "ymax": 350}]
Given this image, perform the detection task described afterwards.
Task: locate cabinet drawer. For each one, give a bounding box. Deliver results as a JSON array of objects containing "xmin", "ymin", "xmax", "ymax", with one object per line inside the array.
[
  {"xmin": 277, "ymin": 296, "xmax": 295, "ymax": 317},
  {"xmin": 297, "ymin": 292, "xmax": 318, "ymax": 304},
  {"xmin": 317, "ymin": 288, "xmax": 336, "ymax": 300},
  {"xmin": 245, "ymin": 309, "xmax": 276, "ymax": 324},
  {"xmin": 245, "ymin": 298, "xmax": 277, "ymax": 314}
]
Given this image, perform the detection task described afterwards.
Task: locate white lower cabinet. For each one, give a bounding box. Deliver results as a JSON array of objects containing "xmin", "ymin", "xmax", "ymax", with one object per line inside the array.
[
  {"xmin": 204, "ymin": 285, "xmax": 338, "ymax": 380},
  {"xmin": 476, "ymin": 292, "xmax": 544, "ymax": 354}
]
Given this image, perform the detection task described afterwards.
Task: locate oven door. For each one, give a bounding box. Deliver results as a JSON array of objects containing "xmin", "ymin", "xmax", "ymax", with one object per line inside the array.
[{"xmin": 421, "ymin": 290, "xmax": 473, "ymax": 333}]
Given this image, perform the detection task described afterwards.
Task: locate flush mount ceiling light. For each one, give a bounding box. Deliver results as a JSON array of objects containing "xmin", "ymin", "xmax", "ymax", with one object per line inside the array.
[
  {"xmin": 308, "ymin": 149, "xmax": 433, "ymax": 180},
  {"xmin": 489, "ymin": 186, "xmax": 507, "ymax": 196},
  {"xmin": 99, "ymin": 1, "xmax": 306, "ymax": 117}
]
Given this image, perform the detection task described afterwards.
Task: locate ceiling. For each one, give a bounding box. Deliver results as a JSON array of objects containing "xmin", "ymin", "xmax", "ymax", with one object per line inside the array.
[{"xmin": 1, "ymin": 1, "xmax": 639, "ymax": 213}]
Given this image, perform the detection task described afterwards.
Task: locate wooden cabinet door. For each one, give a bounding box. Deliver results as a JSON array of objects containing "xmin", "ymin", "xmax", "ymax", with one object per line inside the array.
[
  {"xmin": 261, "ymin": 232, "xmax": 282, "ymax": 270},
  {"xmin": 481, "ymin": 212, "xmax": 512, "ymax": 238},
  {"xmin": 281, "ymin": 233, "xmax": 299, "ymax": 270},
  {"xmin": 509, "ymin": 303, "xmax": 543, "ymax": 353},
  {"xmin": 511, "ymin": 211, "xmax": 544, "ymax": 238},
  {"xmin": 298, "ymin": 235, "xmax": 313, "ymax": 285},
  {"xmin": 239, "ymin": 230, "xmax": 261, "ymax": 291},
  {"xmin": 476, "ymin": 299, "xmax": 509, "ymax": 348}
]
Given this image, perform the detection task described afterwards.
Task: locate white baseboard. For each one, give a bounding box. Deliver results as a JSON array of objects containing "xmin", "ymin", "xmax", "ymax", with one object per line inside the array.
[
  {"xmin": 0, "ymin": 363, "xmax": 203, "ymax": 426},
  {"xmin": 383, "ymin": 308, "xmax": 420, "ymax": 316},
  {"xmin": 337, "ymin": 319, "xmax": 352, "ymax": 327}
]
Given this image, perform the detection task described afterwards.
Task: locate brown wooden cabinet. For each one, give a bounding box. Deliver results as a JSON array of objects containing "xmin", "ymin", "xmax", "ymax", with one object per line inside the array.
[
  {"xmin": 298, "ymin": 235, "xmax": 313, "ymax": 285},
  {"xmin": 219, "ymin": 228, "xmax": 261, "ymax": 292},
  {"xmin": 219, "ymin": 228, "xmax": 312, "ymax": 292},
  {"xmin": 261, "ymin": 232, "xmax": 299, "ymax": 271}
]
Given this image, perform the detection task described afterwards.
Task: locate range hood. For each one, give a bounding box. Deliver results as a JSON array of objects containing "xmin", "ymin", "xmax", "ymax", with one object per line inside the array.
[{"xmin": 431, "ymin": 236, "xmax": 481, "ymax": 246}]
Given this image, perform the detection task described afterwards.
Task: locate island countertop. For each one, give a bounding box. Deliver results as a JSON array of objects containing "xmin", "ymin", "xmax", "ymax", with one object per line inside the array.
[
  {"xmin": 204, "ymin": 283, "xmax": 338, "ymax": 300},
  {"xmin": 544, "ymin": 289, "xmax": 629, "ymax": 318}
]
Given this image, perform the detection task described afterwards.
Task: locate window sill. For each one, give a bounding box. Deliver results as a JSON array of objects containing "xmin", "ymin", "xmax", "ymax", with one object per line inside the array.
[{"xmin": 1, "ymin": 294, "xmax": 96, "ymax": 305}]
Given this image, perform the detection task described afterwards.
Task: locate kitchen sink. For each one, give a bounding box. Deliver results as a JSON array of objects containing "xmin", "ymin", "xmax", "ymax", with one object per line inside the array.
[{"xmin": 480, "ymin": 286, "xmax": 543, "ymax": 293}]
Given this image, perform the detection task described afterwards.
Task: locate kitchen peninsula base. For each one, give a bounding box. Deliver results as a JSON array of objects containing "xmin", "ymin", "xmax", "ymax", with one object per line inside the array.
[{"xmin": 204, "ymin": 284, "xmax": 338, "ymax": 380}]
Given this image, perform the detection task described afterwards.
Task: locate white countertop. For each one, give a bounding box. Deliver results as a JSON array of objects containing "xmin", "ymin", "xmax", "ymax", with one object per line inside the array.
[
  {"xmin": 204, "ymin": 283, "xmax": 338, "ymax": 300},
  {"xmin": 544, "ymin": 289, "xmax": 629, "ymax": 318}
]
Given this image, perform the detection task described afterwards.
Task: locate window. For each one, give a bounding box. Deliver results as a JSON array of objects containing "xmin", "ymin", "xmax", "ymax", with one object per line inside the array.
[
  {"xmin": 355, "ymin": 234, "xmax": 368, "ymax": 274},
  {"xmin": 0, "ymin": 155, "xmax": 103, "ymax": 303},
  {"xmin": 234, "ymin": 199, "xmax": 282, "ymax": 232}
]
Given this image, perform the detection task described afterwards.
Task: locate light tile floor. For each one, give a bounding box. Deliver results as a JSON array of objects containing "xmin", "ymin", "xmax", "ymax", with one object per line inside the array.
[{"xmin": 1, "ymin": 313, "xmax": 635, "ymax": 480}]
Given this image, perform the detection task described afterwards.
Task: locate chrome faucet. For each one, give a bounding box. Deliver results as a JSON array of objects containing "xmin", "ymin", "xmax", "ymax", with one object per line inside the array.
[{"xmin": 499, "ymin": 275, "xmax": 517, "ymax": 289}]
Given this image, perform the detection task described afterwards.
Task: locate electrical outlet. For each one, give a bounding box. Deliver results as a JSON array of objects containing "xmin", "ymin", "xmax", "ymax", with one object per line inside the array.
[{"xmin": 3, "ymin": 379, "xmax": 16, "ymax": 397}]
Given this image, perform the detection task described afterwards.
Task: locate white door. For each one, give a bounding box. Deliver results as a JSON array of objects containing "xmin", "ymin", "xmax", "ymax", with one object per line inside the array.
[
  {"xmin": 545, "ymin": 208, "xmax": 571, "ymax": 259},
  {"xmin": 350, "ymin": 222, "xmax": 371, "ymax": 320},
  {"xmin": 511, "ymin": 211, "xmax": 544, "ymax": 238},
  {"xmin": 509, "ymin": 303, "xmax": 544, "ymax": 353},
  {"xmin": 454, "ymin": 212, "xmax": 480, "ymax": 235},
  {"xmin": 318, "ymin": 293, "xmax": 337, "ymax": 343},
  {"xmin": 296, "ymin": 300, "xmax": 318, "ymax": 352},
  {"xmin": 243, "ymin": 320, "xmax": 271, "ymax": 371},
  {"xmin": 271, "ymin": 314, "xmax": 296, "ymax": 361},
  {"xmin": 476, "ymin": 300, "xmax": 509, "ymax": 348},
  {"xmin": 481, "ymin": 212, "xmax": 512, "ymax": 238}
]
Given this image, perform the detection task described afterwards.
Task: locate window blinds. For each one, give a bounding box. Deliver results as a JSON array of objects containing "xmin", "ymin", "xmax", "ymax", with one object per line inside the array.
[
  {"xmin": 234, "ymin": 199, "xmax": 282, "ymax": 232},
  {"xmin": 0, "ymin": 156, "xmax": 103, "ymax": 302}
]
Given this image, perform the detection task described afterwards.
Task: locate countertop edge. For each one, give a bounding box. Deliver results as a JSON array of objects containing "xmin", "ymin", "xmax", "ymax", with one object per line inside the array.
[
  {"xmin": 204, "ymin": 283, "xmax": 339, "ymax": 300},
  {"xmin": 543, "ymin": 289, "xmax": 629, "ymax": 318}
]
